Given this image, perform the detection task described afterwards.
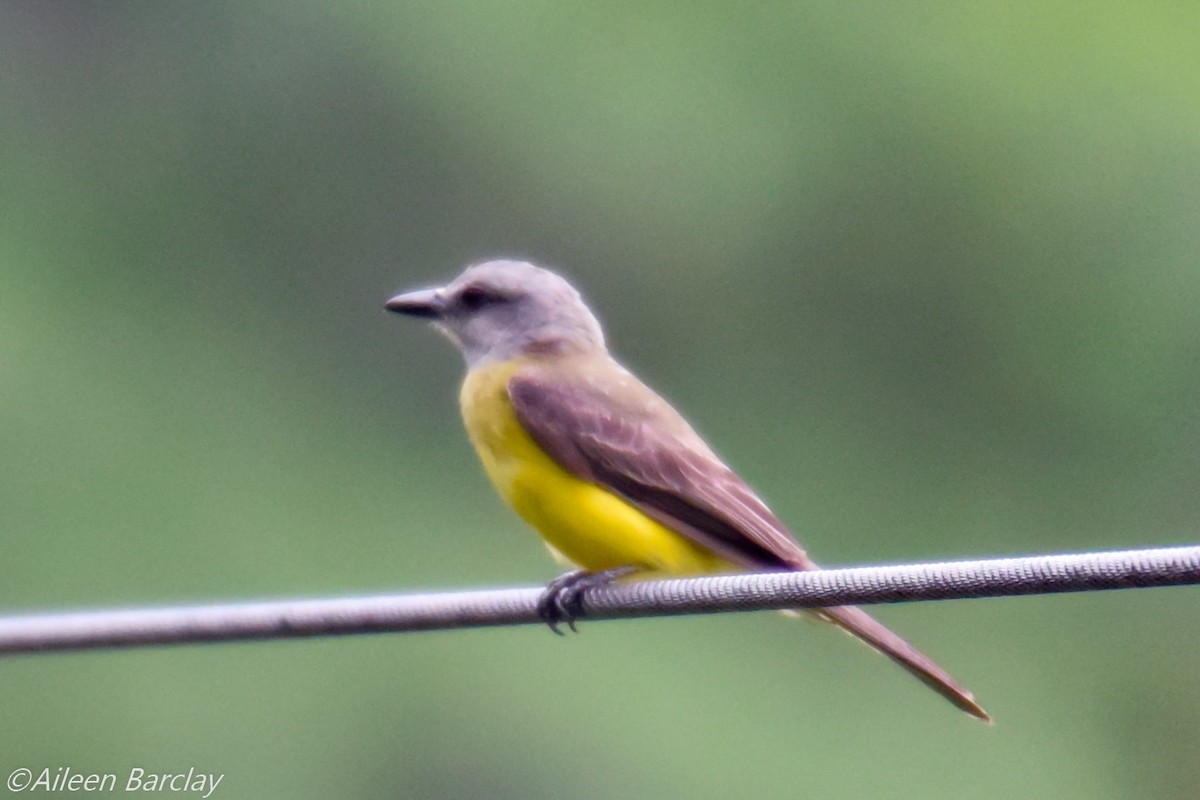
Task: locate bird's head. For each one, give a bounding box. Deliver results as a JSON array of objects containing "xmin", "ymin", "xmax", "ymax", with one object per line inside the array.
[{"xmin": 387, "ymin": 260, "xmax": 606, "ymax": 366}]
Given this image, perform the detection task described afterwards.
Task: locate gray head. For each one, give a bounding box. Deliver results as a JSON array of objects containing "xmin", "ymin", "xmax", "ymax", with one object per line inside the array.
[{"xmin": 386, "ymin": 260, "xmax": 607, "ymax": 366}]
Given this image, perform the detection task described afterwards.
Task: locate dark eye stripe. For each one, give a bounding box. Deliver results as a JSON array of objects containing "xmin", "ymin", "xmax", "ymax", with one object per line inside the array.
[{"xmin": 459, "ymin": 286, "xmax": 501, "ymax": 310}]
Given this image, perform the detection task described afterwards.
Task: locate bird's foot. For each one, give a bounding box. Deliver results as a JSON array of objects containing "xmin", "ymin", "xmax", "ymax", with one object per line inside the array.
[{"xmin": 537, "ymin": 566, "xmax": 637, "ymax": 635}]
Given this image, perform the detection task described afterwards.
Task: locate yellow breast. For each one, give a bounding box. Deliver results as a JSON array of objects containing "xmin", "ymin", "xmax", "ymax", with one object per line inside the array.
[{"xmin": 459, "ymin": 359, "xmax": 730, "ymax": 575}]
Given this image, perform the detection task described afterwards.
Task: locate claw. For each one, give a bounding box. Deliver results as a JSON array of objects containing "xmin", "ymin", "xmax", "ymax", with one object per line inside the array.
[
  {"xmin": 537, "ymin": 566, "xmax": 636, "ymax": 633},
  {"xmin": 536, "ymin": 569, "xmax": 589, "ymax": 635}
]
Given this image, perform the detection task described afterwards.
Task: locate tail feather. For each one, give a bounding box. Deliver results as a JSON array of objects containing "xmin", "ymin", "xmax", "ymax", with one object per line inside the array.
[{"xmin": 816, "ymin": 604, "xmax": 991, "ymax": 722}]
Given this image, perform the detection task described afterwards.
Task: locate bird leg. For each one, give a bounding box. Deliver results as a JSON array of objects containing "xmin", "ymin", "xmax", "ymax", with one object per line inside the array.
[{"xmin": 536, "ymin": 566, "xmax": 637, "ymax": 634}]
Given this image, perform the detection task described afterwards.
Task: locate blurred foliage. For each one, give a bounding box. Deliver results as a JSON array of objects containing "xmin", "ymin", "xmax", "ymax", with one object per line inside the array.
[{"xmin": 2, "ymin": 2, "xmax": 1199, "ymax": 798}]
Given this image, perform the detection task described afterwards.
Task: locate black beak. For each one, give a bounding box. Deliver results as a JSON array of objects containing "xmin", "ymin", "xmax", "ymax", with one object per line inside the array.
[{"xmin": 386, "ymin": 288, "xmax": 446, "ymax": 318}]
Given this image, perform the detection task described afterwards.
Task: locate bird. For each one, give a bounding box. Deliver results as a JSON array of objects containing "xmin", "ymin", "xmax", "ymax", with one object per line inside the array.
[{"xmin": 386, "ymin": 259, "xmax": 989, "ymax": 721}]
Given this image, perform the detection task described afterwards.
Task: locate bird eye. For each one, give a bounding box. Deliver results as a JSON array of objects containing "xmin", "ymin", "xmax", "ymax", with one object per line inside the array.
[{"xmin": 459, "ymin": 286, "xmax": 494, "ymax": 310}]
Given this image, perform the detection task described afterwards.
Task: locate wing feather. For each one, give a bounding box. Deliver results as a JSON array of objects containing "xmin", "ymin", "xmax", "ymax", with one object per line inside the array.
[
  {"xmin": 507, "ymin": 360, "xmax": 990, "ymax": 721},
  {"xmin": 508, "ymin": 363, "xmax": 815, "ymax": 571}
]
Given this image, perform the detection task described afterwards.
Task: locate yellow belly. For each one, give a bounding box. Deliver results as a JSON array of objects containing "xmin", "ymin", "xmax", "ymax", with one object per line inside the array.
[{"xmin": 460, "ymin": 360, "xmax": 731, "ymax": 575}]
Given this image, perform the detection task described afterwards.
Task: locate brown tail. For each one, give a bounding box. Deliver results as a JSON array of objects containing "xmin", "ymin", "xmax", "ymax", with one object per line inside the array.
[{"xmin": 817, "ymin": 604, "xmax": 991, "ymax": 722}]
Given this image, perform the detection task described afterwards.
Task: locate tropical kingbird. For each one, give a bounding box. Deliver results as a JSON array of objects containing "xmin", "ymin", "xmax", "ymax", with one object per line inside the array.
[{"xmin": 387, "ymin": 259, "xmax": 988, "ymax": 721}]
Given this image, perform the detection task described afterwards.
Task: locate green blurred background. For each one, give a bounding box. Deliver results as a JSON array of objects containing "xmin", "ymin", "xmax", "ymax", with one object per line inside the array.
[{"xmin": 3, "ymin": 2, "xmax": 1199, "ymax": 798}]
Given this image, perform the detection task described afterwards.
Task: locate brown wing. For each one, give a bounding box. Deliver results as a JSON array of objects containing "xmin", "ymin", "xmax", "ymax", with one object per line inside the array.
[
  {"xmin": 508, "ymin": 361, "xmax": 816, "ymax": 572},
  {"xmin": 508, "ymin": 360, "xmax": 991, "ymax": 721}
]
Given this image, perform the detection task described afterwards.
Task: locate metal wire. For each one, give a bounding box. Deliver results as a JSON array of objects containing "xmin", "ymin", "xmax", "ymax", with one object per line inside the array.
[{"xmin": 1, "ymin": 544, "xmax": 1197, "ymax": 656}]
